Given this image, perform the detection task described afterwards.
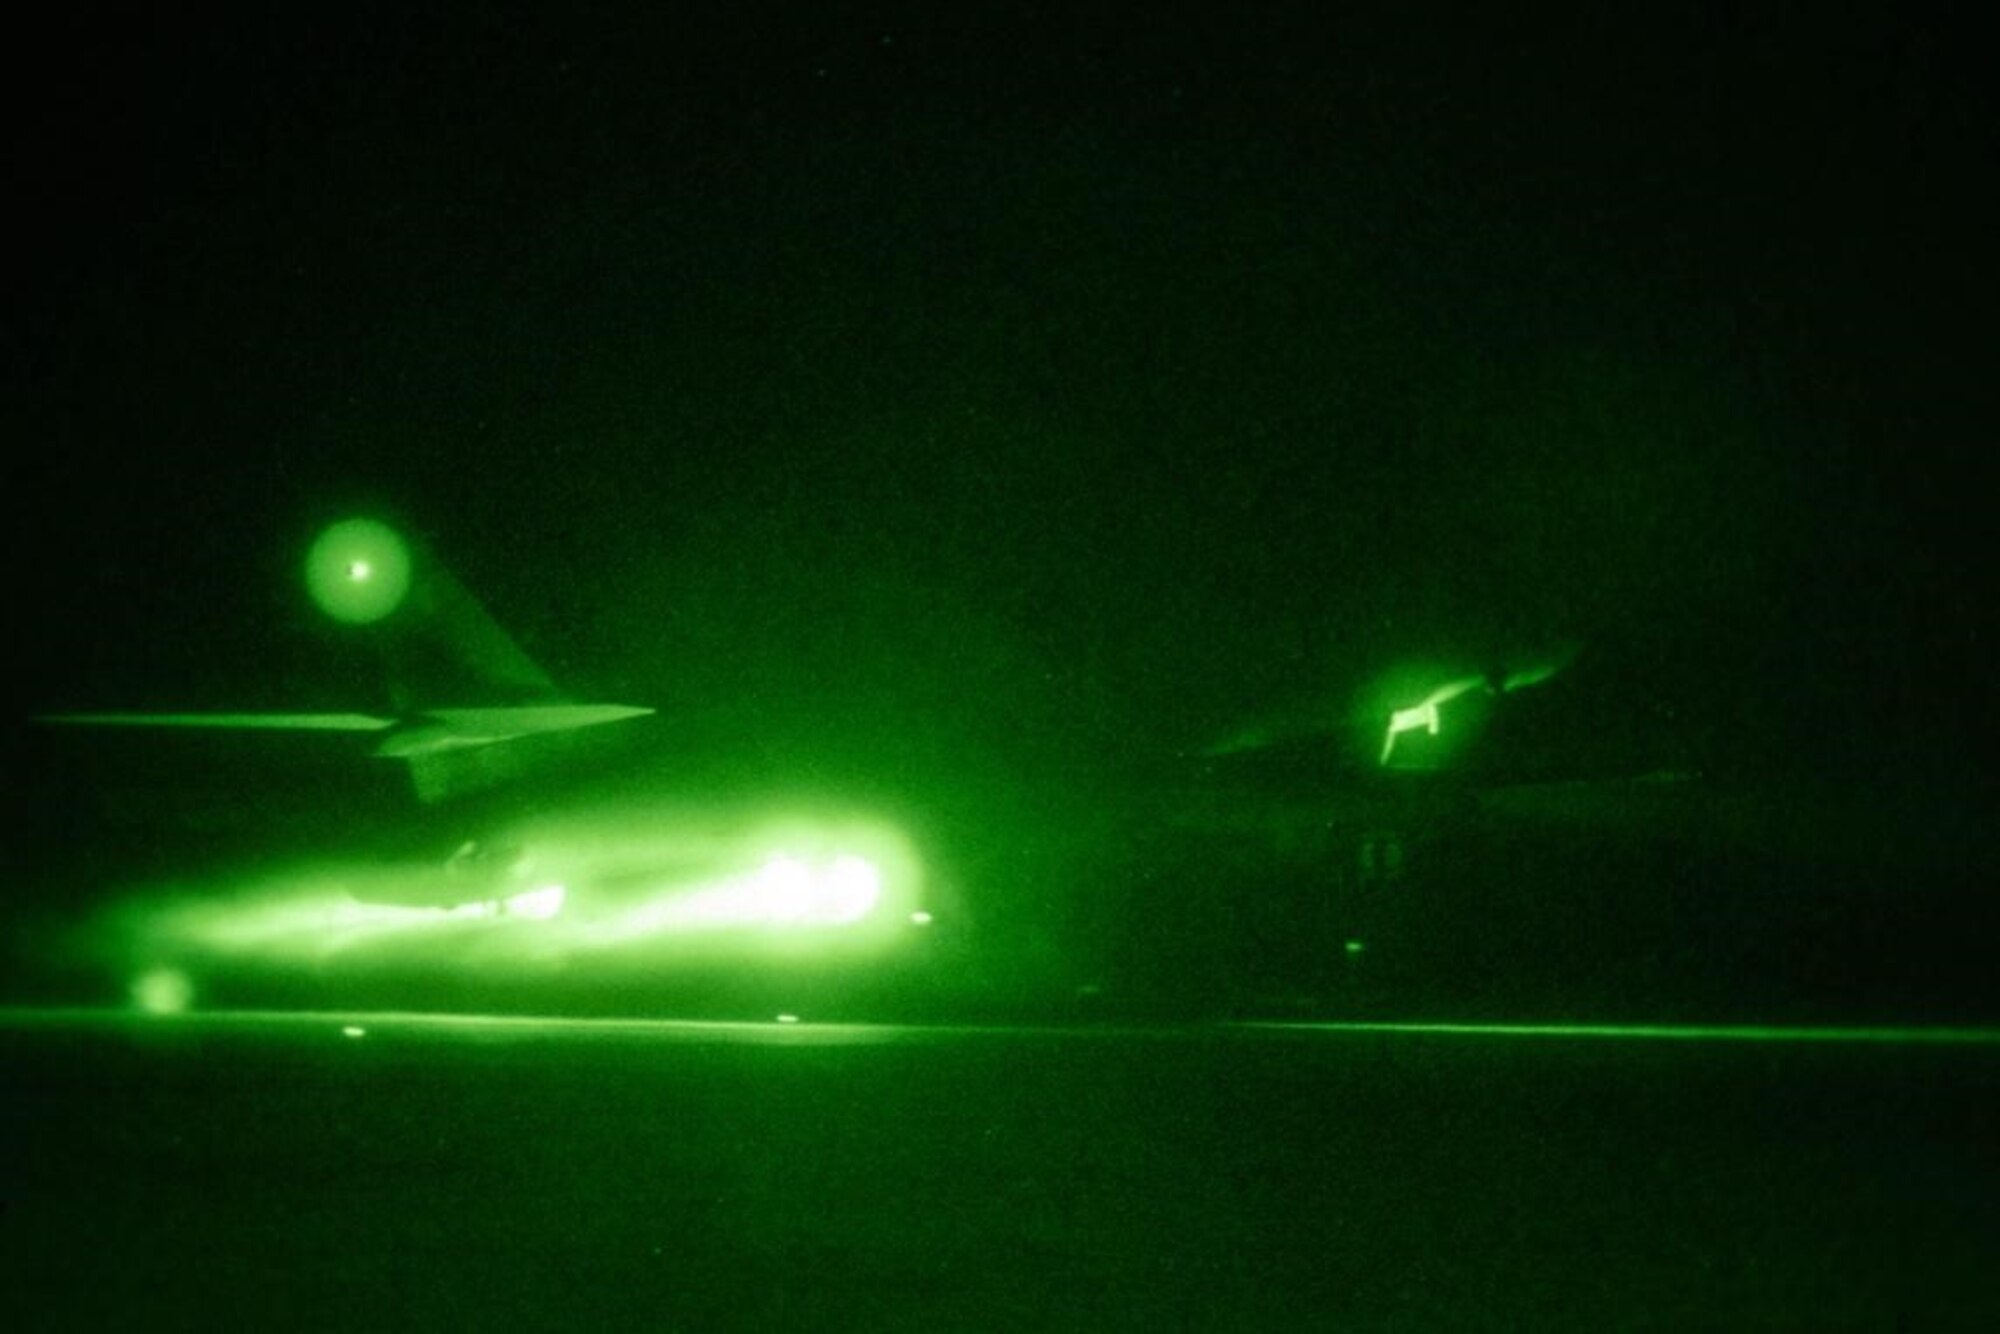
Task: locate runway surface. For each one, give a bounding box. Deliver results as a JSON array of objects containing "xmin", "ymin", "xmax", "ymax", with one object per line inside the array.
[{"xmin": 5, "ymin": 1009, "xmax": 1997, "ymax": 1329}]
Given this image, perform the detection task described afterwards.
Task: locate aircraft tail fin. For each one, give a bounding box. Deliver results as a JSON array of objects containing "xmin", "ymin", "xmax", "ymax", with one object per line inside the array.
[{"xmin": 305, "ymin": 518, "xmax": 558, "ymax": 712}]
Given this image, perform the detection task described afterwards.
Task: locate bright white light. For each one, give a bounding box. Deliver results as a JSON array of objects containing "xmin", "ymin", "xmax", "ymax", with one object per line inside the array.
[
  {"xmin": 347, "ymin": 560, "xmax": 372, "ymax": 582},
  {"xmin": 776, "ymin": 1013, "xmax": 800, "ymax": 1024},
  {"xmin": 753, "ymin": 855, "xmax": 814, "ymax": 922},
  {"xmin": 342, "ymin": 1025, "xmax": 367, "ymax": 1039},
  {"xmin": 1380, "ymin": 675, "xmax": 1484, "ymax": 765},
  {"xmin": 909, "ymin": 910, "xmax": 934, "ymax": 926},
  {"xmin": 503, "ymin": 884, "xmax": 567, "ymax": 921},
  {"xmin": 610, "ymin": 851, "xmax": 891, "ymax": 932},
  {"xmin": 1380, "ymin": 703, "xmax": 1436, "ymax": 763},
  {"xmin": 822, "ymin": 854, "xmax": 882, "ymax": 924}
]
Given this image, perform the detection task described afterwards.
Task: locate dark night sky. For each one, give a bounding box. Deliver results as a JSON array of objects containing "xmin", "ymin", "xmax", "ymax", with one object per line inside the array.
[{"xmin": 6, "ymin": 2, "xmax": 1994, "ymax": 798}]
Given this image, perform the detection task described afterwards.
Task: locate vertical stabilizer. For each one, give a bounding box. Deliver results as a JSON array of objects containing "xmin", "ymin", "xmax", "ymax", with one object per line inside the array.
[{"xmin": 305, "ymin": 518, "xmax": 558, "ymax": 711}]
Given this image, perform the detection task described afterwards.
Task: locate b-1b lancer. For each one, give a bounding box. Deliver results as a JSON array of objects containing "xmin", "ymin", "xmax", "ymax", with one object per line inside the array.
[{"xmin": 36, "ymin": 517, "xmax": 934, "ymax": 1012}]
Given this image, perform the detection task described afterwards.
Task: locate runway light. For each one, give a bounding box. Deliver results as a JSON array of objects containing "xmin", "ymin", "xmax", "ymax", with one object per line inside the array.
[
  {"xmin": 342, "ymin": 1025, "xmax": 367, "ymax": 1039},
  {"xmin": 776, "ymin": 1013, "xmax": 800, "ymax": 1024},
  {"xmin": 131, "ymin": 967, "xmax": 194, "ymax": 1016},
  {"xmin": 1344, "ymin": 939, "xmax": 1366, "ymax": 956},
  {"xmin": 909, "ymin": 910, "xmax": 934, "ymax": 926}
]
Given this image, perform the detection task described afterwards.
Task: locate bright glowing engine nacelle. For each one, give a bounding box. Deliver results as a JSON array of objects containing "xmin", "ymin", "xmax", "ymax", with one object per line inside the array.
[{"xmin": 700, "ymin": 852, "xmax": 882, "ymax": 926}]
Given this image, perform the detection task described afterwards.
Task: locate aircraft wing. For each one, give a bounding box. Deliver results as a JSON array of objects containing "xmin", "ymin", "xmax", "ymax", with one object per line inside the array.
[
  {"xmin": 372, "ymin": 705, "xmax": 656, "ymax": 757},
  {"xmin": 37, "ymin": 706, "xmax": 655, "ymax": 755},
  {"xmin": 37, "ymin": 713, "xmax": 399, "ymax": 732}
]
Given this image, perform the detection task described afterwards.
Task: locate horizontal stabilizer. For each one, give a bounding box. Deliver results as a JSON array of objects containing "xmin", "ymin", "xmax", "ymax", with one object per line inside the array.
[
  {"xmin": 371, "ymin": 704, "xmax": 655, "ymax": 759},
  {"xmin": 37, "ymin": 712, "xmax": 397, "ymax": 732}
]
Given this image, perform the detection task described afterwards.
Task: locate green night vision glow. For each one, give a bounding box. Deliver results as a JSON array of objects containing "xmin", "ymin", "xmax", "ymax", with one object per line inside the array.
[
  {"xmin": 305, "ymin": 519, "xmax": 413, "ymax": 624},
  {"xmin": 503, "ymin": 884, "xmax": 567, "ymax": 921},
  {"xmin": 81, "ymin": 815, "xmax": 925, "ymax": 984},
  {"xmin": 1380, "ymin": 675, "xmax": 1484, "ymax": 765},
  {"xmin": 1377, "ymin": 648, "xmax": 1579, "ymax": 766},
  {"xmin": 596, "ymin": 852, "xmax": 884, "ymax": 936},
  {"xmin": 130, "ymin": 967, "xmax": 194, "ymax": 1015},
  {"xmin": 1501, "ymin": 662, "xmax": 1561, "ymax": 693}
]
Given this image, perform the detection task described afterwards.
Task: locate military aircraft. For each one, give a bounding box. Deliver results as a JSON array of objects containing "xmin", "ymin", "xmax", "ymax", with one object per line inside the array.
[
  {"xmin": 34, "ymin": 517, "xmax": 937, "ymax": 1014},
  {"xmin": 1063, "ymin": 632, "xmax": 1706, "ymax": 1002}
]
